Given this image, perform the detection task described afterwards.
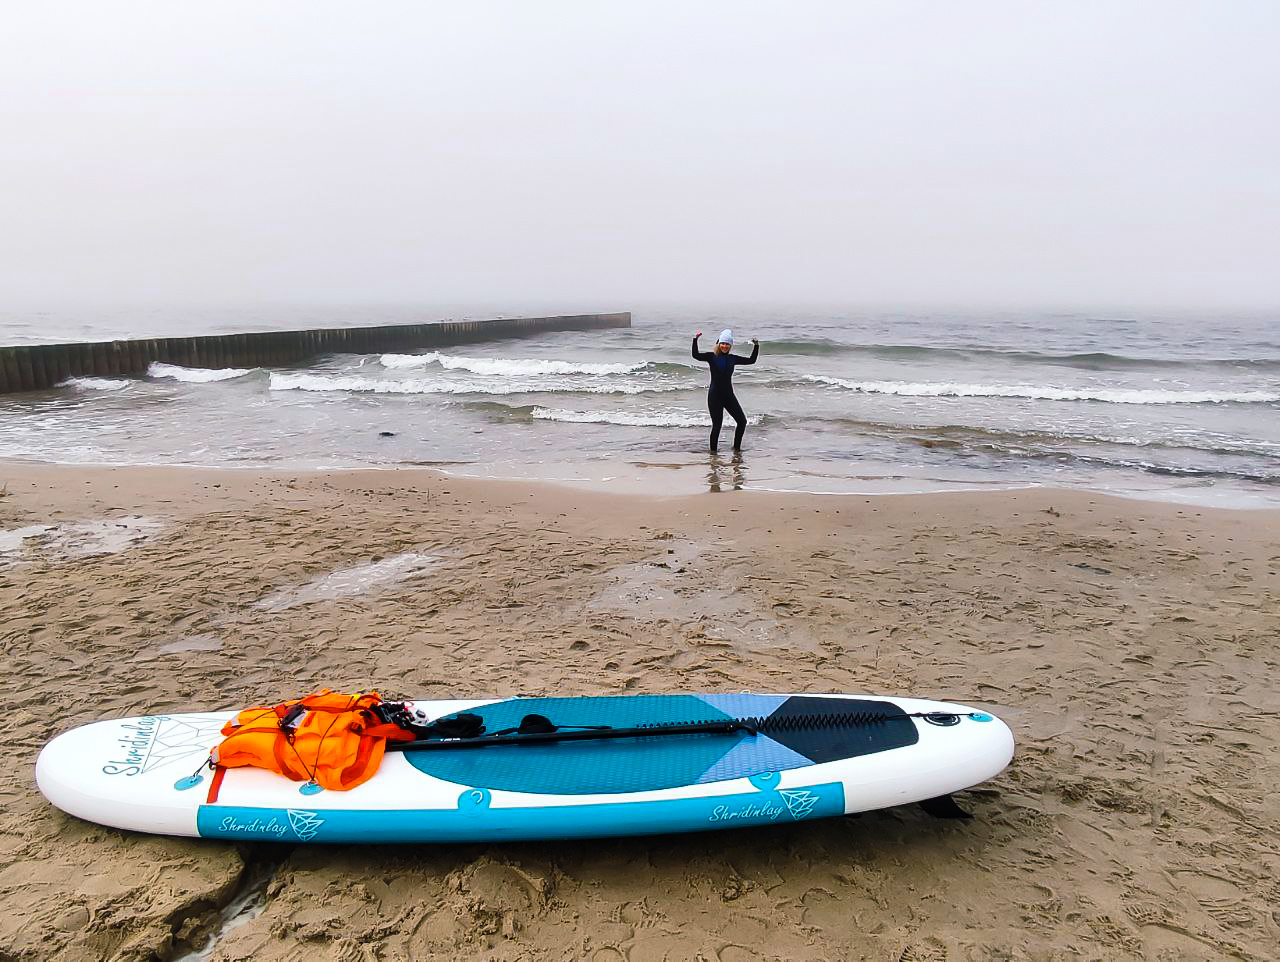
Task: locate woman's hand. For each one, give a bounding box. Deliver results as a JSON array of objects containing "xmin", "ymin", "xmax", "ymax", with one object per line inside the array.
[
  {"xmin": 751, "ymin": 337, "xmax": 759, "ymax": 345},
  {"xmin": 695, "ymin": 330, "xmax": 703, "ymax": 338}
]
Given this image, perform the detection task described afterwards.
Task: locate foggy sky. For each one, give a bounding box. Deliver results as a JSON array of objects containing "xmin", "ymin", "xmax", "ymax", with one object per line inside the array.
[{"xmin": 1, "ymin": 1, "xmax": 1277, "ymax": 313}]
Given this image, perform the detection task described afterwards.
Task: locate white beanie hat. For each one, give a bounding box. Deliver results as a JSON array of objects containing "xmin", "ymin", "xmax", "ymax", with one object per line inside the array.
[{"xmin": 717, "ymin": 328, "xmax": 734, "ymax": 345}]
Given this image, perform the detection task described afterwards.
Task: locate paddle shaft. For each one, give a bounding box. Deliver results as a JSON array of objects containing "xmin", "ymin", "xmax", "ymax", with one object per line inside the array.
[{"xmin": 388, "ymin": 719, "xmax": 759, "ymax": 752}]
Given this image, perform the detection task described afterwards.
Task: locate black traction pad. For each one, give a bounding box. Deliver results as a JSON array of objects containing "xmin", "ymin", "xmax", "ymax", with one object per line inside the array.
[{"xmin": 765, "ymin": 696, "xmax": 920, "ymax": 764}]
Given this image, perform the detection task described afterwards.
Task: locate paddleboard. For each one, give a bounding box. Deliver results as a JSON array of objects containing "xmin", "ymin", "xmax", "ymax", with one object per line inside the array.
[{"xmin": 36, "ymin": 693, "xmax": 1013, "ymax": 843}]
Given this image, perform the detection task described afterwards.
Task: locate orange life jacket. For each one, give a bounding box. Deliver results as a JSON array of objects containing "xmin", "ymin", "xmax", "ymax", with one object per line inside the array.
[{"xmin": 213, "ymin": 690, "xmax": 413, "ymax": 791}]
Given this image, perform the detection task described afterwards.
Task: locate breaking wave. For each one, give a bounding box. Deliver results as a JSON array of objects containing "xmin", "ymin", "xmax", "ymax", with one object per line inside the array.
[
  {"xmin": 149, "ymin": 362, "xmax": 254, "ymax": 383},
  {"xmin": 379, "ymin": 352, "xmax": 646, "ymax": 376},
  {"xmin": 58, "ymin": 377, "xmax": 131, "ymax": 391},
  {"xmin": 762, "ymin": 340, "xmax": 1280, "ymax": 371},
  {"xmin": 268, "ymin": 372, "xmax": 682, "ymax": 396},
  {"xmin": 530, "ymin": 406, "xmax": 762, "ymax": 428},
  {"xmin": 806, "ymin": 376, "xmax": 1280, "ymax": 405},
  {"xmin": 802, "ymin": 415, "xmax": 1280, "ymax": 459}
]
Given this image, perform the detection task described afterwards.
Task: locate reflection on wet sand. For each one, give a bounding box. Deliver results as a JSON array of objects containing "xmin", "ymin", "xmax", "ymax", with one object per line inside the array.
[{"xmin": 707, "ymin": 452, "xmax": 746, "ymax": 492}]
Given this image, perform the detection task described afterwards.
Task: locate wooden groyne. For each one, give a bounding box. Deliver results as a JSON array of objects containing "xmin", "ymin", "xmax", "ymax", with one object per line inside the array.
[{"xmin": 0, "ymin": 312, "xmax": 631, "ymax": 394}]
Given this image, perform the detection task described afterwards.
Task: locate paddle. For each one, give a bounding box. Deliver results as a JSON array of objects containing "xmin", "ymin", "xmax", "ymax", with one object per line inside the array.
[
  {"xmin": 384, "ymin": 706, "xmax": 950, "ymax": 752},
  {"xmin": 387, "ymin": 718, "xmax": 761, "ymax": 752}
]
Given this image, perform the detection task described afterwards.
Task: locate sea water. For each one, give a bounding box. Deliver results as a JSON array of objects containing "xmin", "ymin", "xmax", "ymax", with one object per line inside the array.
[{"xmin": 1, "ymin": 308, "xmax": 1276, "ymax": 507}]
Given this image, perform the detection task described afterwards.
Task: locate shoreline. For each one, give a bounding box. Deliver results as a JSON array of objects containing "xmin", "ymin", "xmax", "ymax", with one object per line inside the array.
[
  {"xmin": 2, "ymin": 455, "xmax": 1276, "ymax": 513},
  {"xmin": 2, "ymin": 461, "xmax": 1277, "ymax": 959}
]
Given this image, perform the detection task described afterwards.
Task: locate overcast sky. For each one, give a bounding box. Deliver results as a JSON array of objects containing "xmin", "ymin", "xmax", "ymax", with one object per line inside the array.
[{"xmin": 1, "ymin": 1, "xmax": 1277, "ymax": 313}]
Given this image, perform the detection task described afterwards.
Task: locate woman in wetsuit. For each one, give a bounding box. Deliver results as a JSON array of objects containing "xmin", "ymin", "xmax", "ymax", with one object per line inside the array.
[{"xmin": 692, "ymin": 328, "xmax": 759, "ymax": 452}]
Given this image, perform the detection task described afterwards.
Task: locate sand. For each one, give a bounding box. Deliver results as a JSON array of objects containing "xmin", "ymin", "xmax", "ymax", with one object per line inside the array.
[{"xmin": 0, "ymin": 462, "xmax": 1277, "ymax": 961}]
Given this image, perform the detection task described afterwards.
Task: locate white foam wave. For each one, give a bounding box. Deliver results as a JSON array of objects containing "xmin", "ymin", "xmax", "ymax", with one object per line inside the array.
[
  {"xmin": 531, "ymin": 406, "xmax": 762, "ymax": 428},
  {"xmin": 533, "ymin": 407, "xmax": 702, "ymax": 427},
  {"xmin": 807, "ymin": 376, "xmax": 1280, "ymax": 405},
  {"xmin": 59, "ymin": 377, "xmax": 131, "ymax": 391},
  {"xmin": 380, "ymin": 351, "xmax": 645, "ymax": 376},
  {"xmin": 149, "ymin": 362, "xmax": 253, "ymax": 383},
  {"xmin": 269, "ymin": 372, "xmax": 679, "ymax": 396}
]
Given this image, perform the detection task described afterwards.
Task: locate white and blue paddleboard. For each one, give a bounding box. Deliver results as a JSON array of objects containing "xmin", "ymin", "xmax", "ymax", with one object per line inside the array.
[{"xmin": 36, "ymin": 693, "xmax": 1013, "ymax": 843}]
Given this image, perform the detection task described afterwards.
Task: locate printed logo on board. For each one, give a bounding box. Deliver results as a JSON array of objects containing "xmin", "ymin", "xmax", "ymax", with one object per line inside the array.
[
  {"xmin": 706, "ymin": 789, "xmax": 822, "ymax": 825},
  {"xmin": 102, "ymin": 714, "xmax": 227, "ymax": 777},
  {"xmin": 779, "ymin": 789, "xmax": 819, "ymax": 820},
  {"xmin": 707, "ymin": 801, "xmax": 785, "ymax": 823},
  {"xmin": 213, "ymin": 810, "xmax": 325, "ymax": 840},
  {"xmin": 217, "ymin": 815, "xmax": 291, "ymax": 838},
  {"xmin": 287, "ymin": 810, "xmax": 325, "ymax": 841}
]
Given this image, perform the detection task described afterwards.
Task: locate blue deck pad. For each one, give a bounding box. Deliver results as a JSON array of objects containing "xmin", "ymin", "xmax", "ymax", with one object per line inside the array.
[
  {"xmin": 407, "ymin": 694, "xmax": 812, "ymax": 795},
  {"xmin": 696, "ymin": 693, "xmax": 789, "ymax": 717},
  {"xmin": 458, "ymin": 694, "xmax": 739, "ymax": 730},
  {"xmin": 695, "ymin": 737, "xmax": 812, "ymax": 785},
  {"xmin": 197, "ymin": 781, "xmax": 846, "ymax": 843}
]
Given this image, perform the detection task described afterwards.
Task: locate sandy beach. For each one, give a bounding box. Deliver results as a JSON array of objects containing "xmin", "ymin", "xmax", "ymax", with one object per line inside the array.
[{"xmin": 0, "ymin": 462, "xmax": 1277, "ymax": 961}]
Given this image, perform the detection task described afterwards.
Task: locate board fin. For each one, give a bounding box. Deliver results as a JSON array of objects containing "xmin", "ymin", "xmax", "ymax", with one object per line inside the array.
[{"xmin": 918, "ymin": 793, "xmax": 973, "ymax": 820}]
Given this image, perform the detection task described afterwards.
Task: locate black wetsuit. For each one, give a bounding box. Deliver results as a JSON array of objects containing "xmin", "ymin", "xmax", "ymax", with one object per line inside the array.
[{"xmin": 692, "ymin": 336, "xmax": 758, "ymax": 451}]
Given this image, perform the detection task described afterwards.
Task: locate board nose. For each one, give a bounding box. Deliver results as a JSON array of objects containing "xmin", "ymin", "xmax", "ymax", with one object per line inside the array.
[
  {"xmin": 36, "ymin": 714, "xmax": 226, "ymax": 837},
  {"xmin": 36, "ymin": 722, "xmax": 125, "ymax": 824}
]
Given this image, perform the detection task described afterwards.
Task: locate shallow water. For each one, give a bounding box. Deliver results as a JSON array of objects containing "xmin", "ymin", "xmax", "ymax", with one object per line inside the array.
[
  {"xmin": 0, "ymin": 516, "xmax": 163, "ymax": 564},
  {"xmin": 2, "ymin": 308, "xmax": 1276, "ymax": 507},
  {"xmin": 252, "ymin": 552, "xmax": 445, "ymax": 610}
]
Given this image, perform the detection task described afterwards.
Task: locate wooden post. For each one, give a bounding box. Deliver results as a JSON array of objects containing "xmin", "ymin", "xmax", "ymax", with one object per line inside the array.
[
  {"xmin": 45, "ymin": 345, "xmax": 71, "ymax": 386},
  {"xmin": 0, "ymin": 348, "xmax": 20, "ymax": 393},
  {"xmin": 189, "ymin": 337, "xmax": 205, "ymax": 369},
  {"xmin": 124, "ymin": 340, "xmax": 143, "ymax": 377},
  {"xmin": 107, "ymin": 341, "xmax": 121, "ymax": 377},
  {"xmin": 73, "ymin": 343, "xmax": 93, "ymax": 379},
  {"xmin": 15, "ymin": 348, "xmax": 36, "ymax": 391},
  {"xmin": 206, "ymin": 336, "xmax": 223, "ymax": 370},
  {"xmin": 28, "ymin": 347, "xmax": 52, "ymax": 390},
  {"xmin": 166, "ymin": 338, "xmax": 185, "ymax": 367},
  {"xmin": 141, "ymin": 340, "xmax": 161, "ymax": 372}
]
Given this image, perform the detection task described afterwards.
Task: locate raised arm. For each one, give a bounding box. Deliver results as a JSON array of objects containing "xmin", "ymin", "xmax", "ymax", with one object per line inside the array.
[
  {"xmin": 736, "ymin": 338, "xmax": 760, "ymax": 365},
  {"xmin": 692, "ymin": 332, "xmax": 713, "ymax": 362}
]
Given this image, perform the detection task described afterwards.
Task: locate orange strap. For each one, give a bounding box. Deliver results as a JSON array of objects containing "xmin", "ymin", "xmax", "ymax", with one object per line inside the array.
[{"xmin": 206, "ymin": 765, "xmax": 227, "ymax": 804}]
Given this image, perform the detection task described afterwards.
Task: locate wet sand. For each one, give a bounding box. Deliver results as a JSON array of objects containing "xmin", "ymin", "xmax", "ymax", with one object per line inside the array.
[{"xmin": 0, "ymin": 462, "xmax": 1277, "ymax": 961}]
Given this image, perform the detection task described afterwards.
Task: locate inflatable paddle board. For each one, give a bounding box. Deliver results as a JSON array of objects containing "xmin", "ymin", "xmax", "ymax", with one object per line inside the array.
[{"xmin": 36, "ymin": 693, "xmax": 1013, "ymax": 843}]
